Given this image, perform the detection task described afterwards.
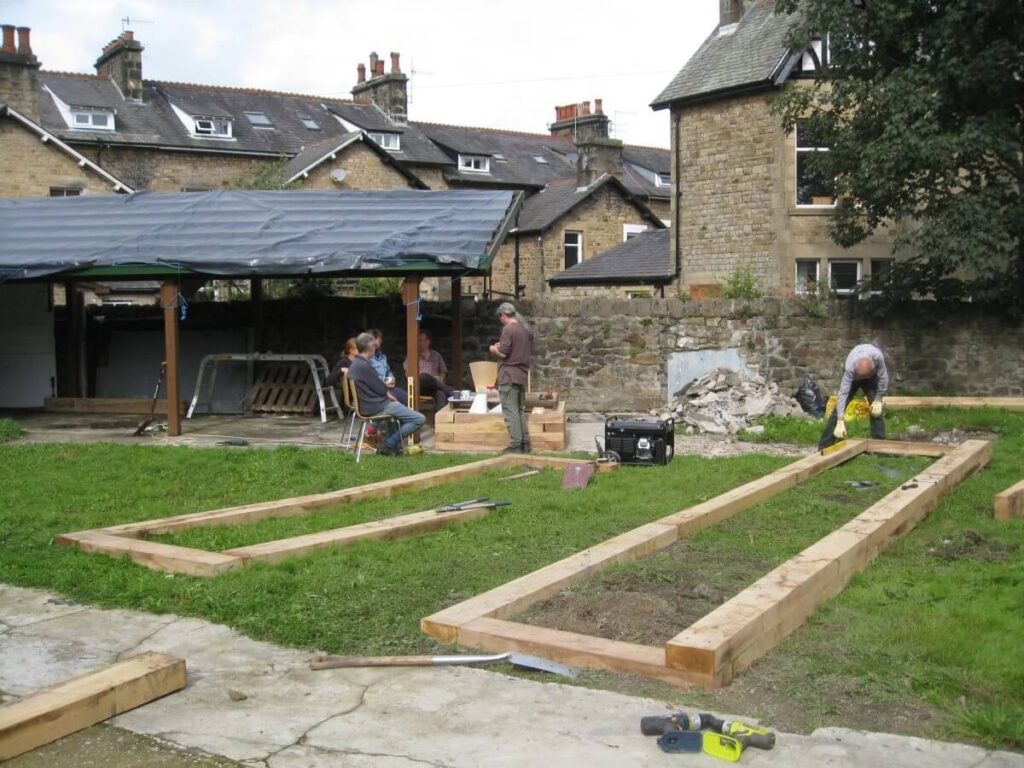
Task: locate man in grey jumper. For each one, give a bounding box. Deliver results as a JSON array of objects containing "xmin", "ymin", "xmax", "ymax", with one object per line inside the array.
[
  {"xmin": 348, "ymin": 333, "xmax": 425, "ymax": 456},
  {"xmin": 818, "ymin": 343, "xmax": 889, "ymax": 450}
]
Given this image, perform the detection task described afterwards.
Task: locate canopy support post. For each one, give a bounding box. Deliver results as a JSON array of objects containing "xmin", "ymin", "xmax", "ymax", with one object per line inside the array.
[
  {"xmin": 161, "ymin": 281, "xmax": 182, "ymax": 437},
  {"xmin": 451, "ymin": 278, "xmax": 463, "ymax": 389},
  {"xmin": 403, "ymin": 277, "xmax": 421, "ymax": 411}
]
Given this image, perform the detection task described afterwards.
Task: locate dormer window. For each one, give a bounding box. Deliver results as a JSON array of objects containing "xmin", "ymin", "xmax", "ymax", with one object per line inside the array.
[
  {"xmin": 655, "ymin": 172, "xmax": 671, "ymax": 188},
  {"xmin": 244, "ymin": 111, "xmax": 273, "ymax": 128},
  {"xmin": 71, "ymin": 109, "xmax": 114, "ymax": 131},
  {"xmin": 299, "ymin": 116, "xmax": 320, "ymax": 130},
  {"xmin": 368, "ymin": 132, "xmax": 400, "ymax": 151},
  {"xmin": 532, "ymin": 154, "xmax": 549, "ymax": 164},
  {"xmin": 493, "ymin": 153, "xmax": 507, "ymax": 162},
  {"xmin": 458, "ymin": 154, "xmax": 490, "ymax": 173},
  {"xmin": 193, "ymin": 117, "xmax": 232, "ymax": 138}
]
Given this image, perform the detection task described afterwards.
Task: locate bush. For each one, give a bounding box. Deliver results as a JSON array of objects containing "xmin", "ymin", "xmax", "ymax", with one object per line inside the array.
[{"xmin": 721, "ymin": 267, "xmax": 763, "ymax": 299}]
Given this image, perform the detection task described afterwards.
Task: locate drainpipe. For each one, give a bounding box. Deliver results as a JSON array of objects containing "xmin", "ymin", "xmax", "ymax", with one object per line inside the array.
[
  {"xmin": 513, "ymin": 231, "xmax": 521, "ymax": 301},
  {"xmin": 674, "ymin": 109, "xmax": 681, "ymax": 283}
]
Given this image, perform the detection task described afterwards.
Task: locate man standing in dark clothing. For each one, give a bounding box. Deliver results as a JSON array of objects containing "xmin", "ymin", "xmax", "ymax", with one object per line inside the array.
[
  {"xmin": 818, "ymin": 342, "xmax": 890, "ymax": 450},
  {"xmin": 489, "ymin": 302, "xmax": 532, "ymax": 453},
  {"xmin": 348, "ymin": 332, "xmax": 425, "ymax": 456}
]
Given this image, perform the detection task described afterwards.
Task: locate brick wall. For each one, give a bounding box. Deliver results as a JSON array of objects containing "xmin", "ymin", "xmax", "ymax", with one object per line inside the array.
[
  {"xmin": 0, "ymin": 119, "xmax": 112, "ymax": 197},
  {"xmin": 522, "ymin": 297, "xmax": 1024, "ymax": 413}
]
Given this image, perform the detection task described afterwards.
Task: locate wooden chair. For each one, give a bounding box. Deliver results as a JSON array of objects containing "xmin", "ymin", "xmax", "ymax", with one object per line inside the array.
[{"xmin": 343, "ymin": 373, "xmax": 401, "ymax": 462}]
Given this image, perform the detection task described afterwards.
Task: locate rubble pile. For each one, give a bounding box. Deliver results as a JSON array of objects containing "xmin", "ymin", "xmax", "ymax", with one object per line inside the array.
[{"xmin": 660, "ymin": 367, "xmax": 807, "ymax": 434}]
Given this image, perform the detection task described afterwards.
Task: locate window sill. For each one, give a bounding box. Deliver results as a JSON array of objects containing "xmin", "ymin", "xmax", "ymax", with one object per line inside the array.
[{"xmin": 789, "ymin": 206, "xmax": 836, "ymax": 217}]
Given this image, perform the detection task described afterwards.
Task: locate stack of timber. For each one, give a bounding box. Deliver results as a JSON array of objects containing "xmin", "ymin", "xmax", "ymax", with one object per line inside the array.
[{"xmin": 434, "ymin": 398, "xmax": 566, "ymax": 452}]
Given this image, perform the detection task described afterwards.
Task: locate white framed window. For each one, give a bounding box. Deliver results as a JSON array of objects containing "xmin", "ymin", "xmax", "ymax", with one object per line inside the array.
[
  {"xmin": 799, "ymin": 34, "xmax": 831, "ymax": 72},
  {"xmin": 829, "ymin": 259, "xmax": 861, "ymax": 294},
  {"xmin": 796, "ymin": 120, "xmax": 835, "ymax": 207},
  {"xmin": 50, "ymin": 187, "xmax": 82, "ymax": 197},
  {"xmin": 655, "ymin": 172, "xmax": 671, "ymax": 188},
  {"xmin": 368, "ymin": 132, "xmax": 400, "ymax": 151},
  {"xmin": 795, "ymin": 259, "xmax": 820, "ymax": 294},
  {"xmin": 298, "ymin": 116, "xmax": 320, "ymax": 130},
  {"xmin": 244, "ymin": 111, "xmax": 273, "ymax": 128},
  {"xmin": 193, "ymin": 117, "xmax": 232, "ymax": 138},
  {"xmin": 564, "ymin": 231, "xmax": 583, "ymax": 269},
  {"xmin": 623, "ymin": 224, "xmax": 647, "ymax": 241},
  {"xmin": 532, "ymin": 154, "xmax": 549, "ymax": 164},
  {"xmin": 458, "ymin": 154, "xmax": 490, "ymax": 173},
  {"xmin": 71, "ymin": 110, "xmax": 114, "ymax": 131}
]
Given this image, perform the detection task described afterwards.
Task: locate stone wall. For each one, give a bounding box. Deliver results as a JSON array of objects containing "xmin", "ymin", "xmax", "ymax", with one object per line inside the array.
[
  {"xmin": 289, "ymin": 142, "xmax": 415, "ymax": 190},
  {"xmin": 521, "ymin": 297, "xmax": 1024, "ymax": 413},
  {"xmin": 0, "ymin": 118, "xmax": 113, "ymax": 197},
  {"xmin": 77, "ymin": 146, "xmax": 260, "ymax": 193}
]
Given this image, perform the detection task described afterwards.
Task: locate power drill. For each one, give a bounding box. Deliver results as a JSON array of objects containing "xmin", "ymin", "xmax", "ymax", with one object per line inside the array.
[{"xmin": 640, "ymin": 711, "xmax": 776, "ymax": 750}]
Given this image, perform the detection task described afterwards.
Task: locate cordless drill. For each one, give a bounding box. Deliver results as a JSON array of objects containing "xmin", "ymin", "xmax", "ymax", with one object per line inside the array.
[{"xmin": 640, "ymin": 711, "xmax": 776, "ymax": 750}]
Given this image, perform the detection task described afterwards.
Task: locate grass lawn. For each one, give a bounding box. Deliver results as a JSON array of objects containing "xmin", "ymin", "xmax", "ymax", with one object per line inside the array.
[
  {"xmin": 0, "ymin": 418, "xmax": 22, "ymax": 443},
  {"xmin": 0, "ymin": 408, "xmax": 1021, "ymax": 749}
]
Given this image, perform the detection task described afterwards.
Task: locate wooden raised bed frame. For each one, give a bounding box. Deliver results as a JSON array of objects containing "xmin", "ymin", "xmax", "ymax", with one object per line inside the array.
[
  {"xmin": 57, "ymin": 454, "xmax": 603, "ymax": 578},
  {"xmin": 433, "ymin": 400, "xmax": 566, "ymax": 452},
  {"xmin": 421, "ymin": 439, "xmax": 992, "ymax": 689},
  {"xmin": 994, "ymin": 479, "xmax": 1024, "ymax": 520}
]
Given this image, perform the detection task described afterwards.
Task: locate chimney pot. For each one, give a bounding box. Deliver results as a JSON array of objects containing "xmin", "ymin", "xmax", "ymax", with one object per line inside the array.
[
  {"xmin": 595, "ymin": 98, "xmax": 603, "ymax": 114},
  {"xmin": 357, "ymin": 62, "xmax": 366, "ymax": 84},
  {"xmin": 390, "ymin": 51, "xmax": 400, "ymax": 74},
  {"xmin": 16, "ymin": 26, "xmax": 31, "ymax": 56},
  {"xmin": 1, "ymin": 25, "xmax": 14, "ymax": 54},
  {"xmin": 369, "ymin": 51, "xmax": 378, "ymax": 74},
  {"xmin": 582, "ymin": 100, "xmax": 591, "ymax": 116},
  {"xmin": 376, "ymin": 60, "xmax": 385, "ymax": 76}
]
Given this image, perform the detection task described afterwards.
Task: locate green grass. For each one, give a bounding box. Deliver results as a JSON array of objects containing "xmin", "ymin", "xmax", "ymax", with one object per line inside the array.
[
  {"xmin": 0, "ymin": 418, "xmax": 22, "ymax": 443},
  {"xmin": 1, "ymin": 409, "xmax": 1022, "ymax": 749}
]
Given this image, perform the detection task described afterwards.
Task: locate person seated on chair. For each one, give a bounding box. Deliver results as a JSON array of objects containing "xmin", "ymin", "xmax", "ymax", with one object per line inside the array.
[
  {"xmin": 348, "ymin": 333, "xmax": 425, "ymax": 456},
  {"xmin": 325, "ymin": 337, "xmax": 358, "ymax": 392},
  {"xmin": 367, "ymin": 328, "xmax": 408, "ymax": 406},
  {"xmin": 408, "ymin": 330, "xmax": 454, "ymax": 411},
  {"xmin": 818, "ymin": 342, "xmax": 889, "ymax": 450}
]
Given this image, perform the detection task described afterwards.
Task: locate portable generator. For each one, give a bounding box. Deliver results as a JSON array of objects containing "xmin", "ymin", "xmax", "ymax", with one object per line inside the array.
[{"xmin": 603, "ymin": 417, "xmax": 675, "ymax": 466}]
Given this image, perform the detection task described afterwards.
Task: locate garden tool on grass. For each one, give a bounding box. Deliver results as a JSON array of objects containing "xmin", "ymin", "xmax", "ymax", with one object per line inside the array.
[
  {"xmin": 433, "ymin": 498, "xmax": 511, "ymax": 515},
  {"xmin": 309, "ymin": 652, "xmax": 577, "ymax": 678}
]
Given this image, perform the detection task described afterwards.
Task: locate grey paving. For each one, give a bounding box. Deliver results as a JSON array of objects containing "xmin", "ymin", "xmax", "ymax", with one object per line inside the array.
[{"xmin": 1, "ymin": 584, "xmax": 1020, "ymax": 767}]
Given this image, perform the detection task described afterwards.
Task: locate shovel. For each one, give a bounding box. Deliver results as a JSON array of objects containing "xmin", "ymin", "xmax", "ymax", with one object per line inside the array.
[
  {"xmin": 132, "ymin": 362, "xmax": 167, "ymax": 436},
  {"xmin": 309, "ymin": 652, "xmax": 578, "ymax": 678}
]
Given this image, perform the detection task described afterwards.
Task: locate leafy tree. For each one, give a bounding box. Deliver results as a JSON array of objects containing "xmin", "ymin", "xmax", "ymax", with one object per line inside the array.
[{"xmin": 772, "ymin": 0, "xmax": 1024, "ymax": 309}]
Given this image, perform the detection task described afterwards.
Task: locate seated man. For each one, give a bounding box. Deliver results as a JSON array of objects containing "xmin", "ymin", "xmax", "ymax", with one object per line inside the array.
[
  {"xmin": 348, "ymin": 332, "xmax": 425, "ymax": 456},
  {"xmin": 410, "ymin": 330, "xmax": 454, "ymax": 410},
  {"xmin": 368, "ymin": 328, "xmax": 408, "ymax": 406}
]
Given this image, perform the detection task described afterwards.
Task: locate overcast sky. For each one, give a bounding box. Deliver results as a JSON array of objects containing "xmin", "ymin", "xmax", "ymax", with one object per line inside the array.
[{"xmin": 7, "ymin": 0, "xmax": 718, "ymax": 148}]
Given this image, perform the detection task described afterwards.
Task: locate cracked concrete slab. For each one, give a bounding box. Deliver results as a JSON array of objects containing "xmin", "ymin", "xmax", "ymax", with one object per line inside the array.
[{"xmin": 1, "ymin": 585, "xmax": 1022, "ymax": 768}]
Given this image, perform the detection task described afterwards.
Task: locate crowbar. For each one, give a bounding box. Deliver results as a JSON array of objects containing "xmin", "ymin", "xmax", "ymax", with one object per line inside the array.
[{"xmin": 309, "ymin": 652, "xmax": 578, "ymax": 678}]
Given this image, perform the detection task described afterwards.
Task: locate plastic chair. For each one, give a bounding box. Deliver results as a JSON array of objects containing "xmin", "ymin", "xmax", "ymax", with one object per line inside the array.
[{"xmin": 344, "ymin": 373, "xmax": 401, "ymax": 462}]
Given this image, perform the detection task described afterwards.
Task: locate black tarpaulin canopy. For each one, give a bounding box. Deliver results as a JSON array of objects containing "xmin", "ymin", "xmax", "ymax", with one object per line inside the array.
[{"xmin": 0, "ymin": 188, "xmax": 522, "ymax": 280}]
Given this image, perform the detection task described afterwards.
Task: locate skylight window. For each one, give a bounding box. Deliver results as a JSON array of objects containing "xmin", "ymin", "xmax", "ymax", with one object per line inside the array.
[
  {"xmin": 655, "ymin": 172, "xmax": 671, "ymax": 188},
  {"xmin": 532, "ymin": 154, "xmax": 549, "ymax": 164},
  {"xmin": 299, "ymin": 116, "xmax": 320, "ymax": 130},
  {"xmin": 368, "ymin": 132, "xmax": 401, "ymax": 151},
  {"xmin": 493, "ymin": 153, "xmax": 507, "ymax": 162},
  {"xmin": 245, "ymin": 111, "xmax": 273, "ymax": 128},
  {"xmin": 70, "ymin": 110, "xmax": 114, "ymax": 131},
  {"xmin": 458, "ymin": 154, "xmax": 490, "ymax": 173},
  {"xmin": 193, "ymin": 117, "xmax": 232, "ymax": 138}
]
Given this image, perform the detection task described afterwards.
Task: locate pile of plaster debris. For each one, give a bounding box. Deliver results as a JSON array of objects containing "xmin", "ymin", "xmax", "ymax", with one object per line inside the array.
[{"xmin": 657, "ymin": 367, "xmax": 808, "ymax": 434}]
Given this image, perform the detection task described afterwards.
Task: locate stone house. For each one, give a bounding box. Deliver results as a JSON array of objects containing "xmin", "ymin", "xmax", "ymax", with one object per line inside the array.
[
  {"xmin": 547, "ymin": 228, "xmax": 673, "ymax": 298},
  {"xmin": 651, "ymin": 0, "xmax": 903, "ymax": 298},
  {"xmin": 0, "ymin": 24, "xmax": 670, "ymax": 300}
]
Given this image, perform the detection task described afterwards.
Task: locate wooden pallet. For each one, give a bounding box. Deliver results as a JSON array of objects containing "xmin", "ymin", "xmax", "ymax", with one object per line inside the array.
[
  {"xmin": 421, "ymin": 439, "xmax": 991, "ymax": 689},
  {"xmin": 994, "ymin": 479, "xmax": 1024, "ymax": 520},
  {"xmin": 433, "ymin": 400, "xmax": 566, "ymax": 452},
  {"xmin": 58, "ymin": 455, "xmax": 611, "ymax": 577},
  {"xmin": 247, "ymin": 363, "xmax": 318, "ymax": 415}
]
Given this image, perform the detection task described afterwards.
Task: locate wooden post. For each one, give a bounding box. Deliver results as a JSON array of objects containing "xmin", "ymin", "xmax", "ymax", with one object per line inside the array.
[
  {"xmin": 160, "ymin": 282, "xmax": 182, "ymax": 436},
  {"xmin": 451, "ymin": 278, "xmax": 463, "ymax": 389},
  {"xmin": 403, "ymin": 277, "xmax": 421, "ymax": 409},
  {"xmin": 65, "ymin": 281, "xmax": 82, "ymax": 397}
]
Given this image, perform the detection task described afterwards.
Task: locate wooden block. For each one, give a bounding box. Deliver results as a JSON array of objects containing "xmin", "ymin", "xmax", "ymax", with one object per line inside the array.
[
  {"xmin": 865, "ymin": 439, "xmax": 954, "ymax": 457},
  {"xmin": 665, "ymin": 439, "xmax": 991, "ymax": 687},
  {"xmin": 43, "ymin": 397, "xmax": 186, "ymax": 416},
  {"xmin": 57, "ymin": 532, "xmax": 243, "ymax": 577},
  {"xmin": 457, "ymin": 617, "xmax": 707, "ymax": 688},
  {"xmin": 994, "ymin": 479, "xmax": 1024, "ymax": 520},
  {"xmin": 421, "ymin": 522, "xmax": 678, "ymax": 644},
  {"xmin": 884, "ymin": 396, "xmax": 1024, "ymax": 411},
  {"xmin": 226, "ymin": 504, "xmax": 499, "ymax": 566},
  {"xmin": 0, "ymin": 652, "xmax": 186, "ymax": 762}
]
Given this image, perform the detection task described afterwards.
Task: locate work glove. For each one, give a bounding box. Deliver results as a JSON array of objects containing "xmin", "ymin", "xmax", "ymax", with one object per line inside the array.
[
  {"xmin": 833, "ymin": 420, "xmax": 847, "ymax": 440},
  {"xmin": 870, "ymin": 399, "xmax": 884, "ymax": 418}
]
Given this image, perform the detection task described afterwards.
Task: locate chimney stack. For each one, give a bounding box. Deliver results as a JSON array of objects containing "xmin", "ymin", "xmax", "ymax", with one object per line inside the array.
[
  {"xmin": 0, "ymin": 22, "xmax": 41, "ymax": 120},
  {"xmin": 351, "ymin": 50, "xmax": 408, "ymax": 121},
  {"xmin": 95, "ymin": 29, "xmax": 144, "ymax": 101},
  {"xmin": 719, "ymin": 0, "xmax": 742, "ymax": 26},
  {"xmin": 549, "ymin": 99, "xmax": 610, "ymax": 141}
]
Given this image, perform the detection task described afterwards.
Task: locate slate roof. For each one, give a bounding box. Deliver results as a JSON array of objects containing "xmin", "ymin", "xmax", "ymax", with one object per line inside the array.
[
  {"xmin": 515, "ymin": 174, "xmax": 666, "ymax": 235},
  {"xmin": 332, "ymin": 105, "xmax": 453, "ymax": 165},
  {"xmin": 651, "ymin": 4, "xmax": 801, "ymax": 108},
  {"xmin": 549, "ymin": 228, "xmax": 672, "ymax": 285}
]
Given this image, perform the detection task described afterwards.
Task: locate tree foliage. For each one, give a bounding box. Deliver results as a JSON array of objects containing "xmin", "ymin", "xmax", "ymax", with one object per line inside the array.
[{"xmin": 772, "ymin": 0, "xmax": 1024, "ymax": 309}]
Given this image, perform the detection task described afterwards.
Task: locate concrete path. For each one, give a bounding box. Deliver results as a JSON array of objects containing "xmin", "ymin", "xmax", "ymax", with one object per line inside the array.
[{"xmin": 1, "ymin": 585, "xmax": 1020, "ymax": 768}]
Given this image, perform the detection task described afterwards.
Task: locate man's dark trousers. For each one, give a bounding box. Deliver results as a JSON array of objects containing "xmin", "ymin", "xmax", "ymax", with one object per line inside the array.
[{"xmin": 818, "ymin": 376, "xmax": 886, "ymax": 450}]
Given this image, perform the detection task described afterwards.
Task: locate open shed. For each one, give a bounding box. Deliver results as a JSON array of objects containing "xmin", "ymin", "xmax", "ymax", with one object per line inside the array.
[{"xmin": 0, "ymin": 189, "xmax": 522, "ymax": 434}]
